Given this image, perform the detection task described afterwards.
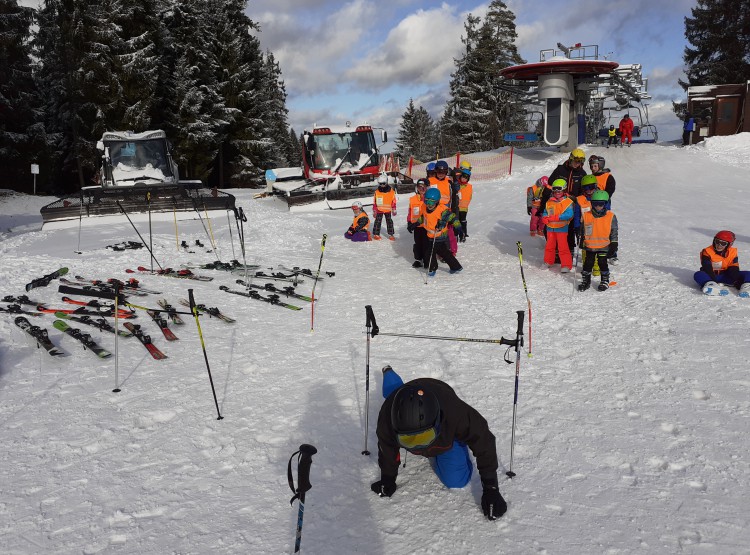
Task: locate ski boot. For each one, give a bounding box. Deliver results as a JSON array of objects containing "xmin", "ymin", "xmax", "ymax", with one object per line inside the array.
[
  {"xmin": 412, "ymin": 261, "xmax": 422, "ymax": 268},
  {"xmin": 578, "ymin": 272, "xmax": 591, "ymax": 292},
  {"xmin": 598, "ymin": 273, "xmax": 610, "ymax": 291},
  {"xmin": 702, "ymin": 281, "xmax": 729, "ymax": 296},
  {"xmin": 382, "ymin": 365, "xmax": 393, "ymax": 376},
  {"xmin": 373, "ymin": 235, "xmax": 381, "ymax": 240},
  {"xmin": 739, "ymin": 283, "xmax": 750, "ymax": 298}
]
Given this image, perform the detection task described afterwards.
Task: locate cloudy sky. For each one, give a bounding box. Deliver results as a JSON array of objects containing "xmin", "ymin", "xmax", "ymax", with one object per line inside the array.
[{"xmin": 249, "ymin": 0, "xmax": 697, "ymax": 145}]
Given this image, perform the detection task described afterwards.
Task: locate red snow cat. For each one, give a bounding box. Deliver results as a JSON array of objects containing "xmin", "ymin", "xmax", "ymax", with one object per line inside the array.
[{"xmin": 265, "ymin": 122, "xmax": 410, "ymax": 208}]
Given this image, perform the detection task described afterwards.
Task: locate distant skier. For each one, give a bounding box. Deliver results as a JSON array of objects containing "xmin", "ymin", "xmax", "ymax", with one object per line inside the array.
[
  {"xmin": 694, "ymin": 230, "xmax": 750, "ymax": 297},
  {"xmin": 526, "ymin": 175, "xmax": 549, "ymax": 237},
  {"xmin": 619, "ymin": 114, "xmax": 634, "ymax": 147},
  {"xmin": 417, "ymin": 188, "xmax": 463, "ymax": 275},
  {"xmin": 372, "ymin": 174, "xmax": 397, "ymax": 241},
  {"xmin": 407, "ymin": 179, "xmax": 429, "ymax": 267},
  {"xmin": 344, "ymin": 202, "xmax": 371, "ymax": 242},
  {"xmin": 607, "ymin": 125, "xmax": 617, "ymax": 148},
  {"xmin": 683, "ymin": 113, "xmax": 695, "ymax": 146},
  {"xmin": 577, "ymin": 190, "xmax": 618, "ymax": 292},
  {"xmin": 540, "ymin": 179, "xmax": 574, "ymax": 273},
  {"xmin": 371, "ymin": 366, "xmax": 507, "ymax": 521}
]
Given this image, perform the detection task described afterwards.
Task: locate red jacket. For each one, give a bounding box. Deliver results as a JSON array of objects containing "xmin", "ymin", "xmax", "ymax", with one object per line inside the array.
[{"xmin": 619, "ymin": 117, "xmax": 634, "ymax": 134}]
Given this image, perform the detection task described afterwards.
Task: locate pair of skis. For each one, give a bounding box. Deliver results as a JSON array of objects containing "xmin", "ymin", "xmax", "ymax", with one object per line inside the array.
[
  {"xmin": 15, "ymin": 316, "xmax": 111, "ymax": 359},
  {"xmin": 178, "ymin": 299, "xmax": 235, "ymax": 323},
  {"xmin": 126, "ymin": 266, "xmax": 213, "ymax": 281},
  {"xmin": 219, "ymin": 285, "xmax": 302, "ymax": 311},
  {"xmin": 235, "ymin": 279, "xmax": 313, "ymax": 302}
]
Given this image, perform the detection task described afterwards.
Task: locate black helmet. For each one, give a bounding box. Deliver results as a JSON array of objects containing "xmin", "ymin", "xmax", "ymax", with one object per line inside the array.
[{"xmin": 391, "ymin": 385, "xmax": 440, "ymax": 434}]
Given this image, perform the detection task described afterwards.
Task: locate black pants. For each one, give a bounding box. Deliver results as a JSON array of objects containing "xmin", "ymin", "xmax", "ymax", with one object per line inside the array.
[
  {"xmin": 413, "ymin": 226, "xmax": 427, "ymax": 261},
  {"xmin": 682, "ymin": 130, "xmax": 691, "ymax": 146},
  {"xmin": 582, "ymin": 250, "xmax": 609, "ymax": 275},
  {"xmin": 373, "ymin": 212, "xmax": 394, "ymax": 236},
  {"xmin": 459, "ymin": 210, "xmax": 468, "ymax": 237},
  {"xmin": 423, "ymin": 239, "xmax": 461, "ymax": 272}
]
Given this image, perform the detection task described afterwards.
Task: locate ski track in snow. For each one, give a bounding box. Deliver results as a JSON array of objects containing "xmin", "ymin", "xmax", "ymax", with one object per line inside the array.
[{"xmin": 1, "ymin": 137, "xmax": 750, "ymax": 554}]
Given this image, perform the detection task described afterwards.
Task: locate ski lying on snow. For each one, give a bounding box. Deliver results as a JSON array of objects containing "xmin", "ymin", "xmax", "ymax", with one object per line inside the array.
[
  {"xmin": 157, "ymin": 299, "xmax": 185, "ymax": 325},
  {"xmin": 122, "ymin": 322, "xmax": 167, "ymax": 359},
  {"xmin": 25, "ymin": 267, "xmax": 69, "ymax": 292},
  {"xmin": 72, "ymin": 276, "xmax": 162, "ymax": 295},
  {"xmin": 219, "ymin": 285, "xmax": 302, "ymax": 311},
  {"xmin": 278, "ymin": 265, "xmax": 335, "ymax": 279},
  {"xmin": 53, "ymin": 320, "xmax": 112, "ymax": 358},
  {"xmin": 1, "ymin": 304, "xmax": 44, "ymax": 317},
  {"xmin": 126, "ymin": 266, "xmax": 213, "ymax": 281},
  {"xmin": 14, "ymin": 316, "xmax": 68, "ymax": 356},
  {"xmin": 60, "ymin": 279, "xmax": 148, "ymax": 297},
  {"xmin": 3, "ymin": 294, "xmax": 42, "ymax": 307},
  {"xmin": 178, "ymin": 299, "xmax": 235, "ymax": 323},
  {"xmin": 230, "ymin": 269, "xmax": 303, "ymax": 283},
  {"xmin": 181, "ymin": 260, "xmax": 261, "ymax": 272},
  {"xmin": 54, "ymin": 312, "xmax": 132, "ymax": 337},
  {"xmin": 146, "ymin": 310, "xmax": 179, "ymax": 340},
  {"xmin": 235, "ymin": 279, "xmax": 314, "ymax": 302},
  {"xmin": 38, "ymin": 305, "xmax": 136, "ymax": 318}
]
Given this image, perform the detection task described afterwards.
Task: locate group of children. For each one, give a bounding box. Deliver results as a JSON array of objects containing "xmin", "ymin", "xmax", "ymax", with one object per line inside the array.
[
  {"xmin": 526, "ymin": 149, "xmax": 619, "ymax": 291},
  {"xmin": 345, "ymin": 160, "xmax": 474, "ymax": 276}
]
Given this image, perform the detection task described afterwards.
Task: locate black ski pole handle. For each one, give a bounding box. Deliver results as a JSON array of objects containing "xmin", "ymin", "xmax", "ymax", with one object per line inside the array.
[
  {"xmin": 288, "ymin": 444, "xmax": 318, "ymax": 504},
  {"xmin": 188, "ymin": 288, "xmax": 196, "ymax": 310},
  {"xmin": 365, "ymin": 305, "xmax": 379, "ymax": 337},
  {"xmin": 515, "ymin": 310, "xmax": 525, "ymax": 339}
]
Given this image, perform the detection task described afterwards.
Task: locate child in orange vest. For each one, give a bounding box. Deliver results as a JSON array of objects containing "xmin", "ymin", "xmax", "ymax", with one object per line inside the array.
[
  {"xmin": 345, "ymin": 202, "xmax": 371, "ymax": 242},
  {"xmin": 540, "ymin": 180, "xmax": 575, "ymax": 272},
  {"xmin": 456, "ymin": 163, "xmax": 473, "ymax": 242},
  {"xmin": 694, "ymin": 230, "xmax": 750, "ymax": 296},
  {"xmin": 578, "ymin": 190, "xmax": 618, "ymax": 291},
  {"xmin": 407, "ymin": 179, "xmax": 429, "ymax": 267},
  {"xmin": 372, "ymin": 174, "xmax": 397, "ymax": 240},
  {"xmin": 526, "ymin": 175, "xmax": 548, "ymax": 236}
]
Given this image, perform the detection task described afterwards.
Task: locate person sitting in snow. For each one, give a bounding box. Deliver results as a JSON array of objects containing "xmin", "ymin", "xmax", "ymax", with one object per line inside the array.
[
  {"xmin": 371, "ymin": 366, "xmax": 507, "ymax": 521},
  {"xmin": 407, "ymin": 179, "xmax": 429, "ymax": 267},
  {"xmin": 344, "ymin": 201, "xmax": 371, "ymax": 242},
  {"xmin": 577, "ymin": 190, "xmax": 618, "ymax": 292},
  {"xmin": 694, "ymin": 230, "xmax": 750, "ymax": 297},
  {"xmin": 372, "ymin": 174, "xmax": 397, "ymax": 241}
]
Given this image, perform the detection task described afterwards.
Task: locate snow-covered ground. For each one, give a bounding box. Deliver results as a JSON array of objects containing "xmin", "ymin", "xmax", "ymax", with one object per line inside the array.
[{"xmin": 1, "ymin": 135, "xmax": 750, "ymax": 554}]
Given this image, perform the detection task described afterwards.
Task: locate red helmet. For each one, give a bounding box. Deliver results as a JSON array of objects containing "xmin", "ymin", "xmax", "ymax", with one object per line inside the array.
[
  {"xmin": 714, "ymin": 230, "xmax": 735, "ymax": 245},
  {"xmin": 536, "ymin": 176, "xmax": 549, "ymax": 188}
]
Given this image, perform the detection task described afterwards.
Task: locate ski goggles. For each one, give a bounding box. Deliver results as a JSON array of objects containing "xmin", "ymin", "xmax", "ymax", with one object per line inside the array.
[
  {"xmin": 591, "ymin": 201, "xmax": 607, "ymax": 210},
  {"xmin": 714, "ymin": 239, "xmax": 729, "ymax": 248},
  {"xmin": 570, "ymin": 157, "xmax": 585, "ymax": 164},
  {"xmin": 551, "ymin": 186, "xmax": 565, "ymax": 193},
  {"xmin": 424, "ymin": 199, "xmax": 439, "ymax": 208},
  {"xmin": 582, "ymin": 184, "xmax": 597, "ymax": 192},
  {"xmin": 397, "ymin": 426, "xmax": 439, "ymax": 450}
]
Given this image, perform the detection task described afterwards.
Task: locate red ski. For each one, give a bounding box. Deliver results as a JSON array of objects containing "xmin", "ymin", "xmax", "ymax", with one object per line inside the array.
[
  {"xmin": 37, "ymin": 305, "xmax": 136, "ymax": 318},
  {"xmin": 123, "ymin": 322, "xmax": 167, "ymax": 359},
  {"xmin": 146, "ymin": 310, "xmax": 179, "ymax": 341}
]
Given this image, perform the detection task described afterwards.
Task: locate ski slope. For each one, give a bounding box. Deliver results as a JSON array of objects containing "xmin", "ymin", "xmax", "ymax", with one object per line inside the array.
[{"xmin": 1, "ymin": 135, "xmax": 749, "ymax": 554}]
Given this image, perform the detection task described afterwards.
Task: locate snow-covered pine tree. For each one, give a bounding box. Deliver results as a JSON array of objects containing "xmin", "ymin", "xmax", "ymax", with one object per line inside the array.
[
  {"xmin": 395, "ymin": 99, "xmax": 436, "ymax": 162},
  {"xmin": 288, "ymin": 127, "xmax": 301, "ymax": 167},
  {"xmin": 262, "ymin": 50, "xmax": 296, "ymax": 169},
  {"xmin": 0, "ymin": 0, "xmax": 46, "ymax": 193}
]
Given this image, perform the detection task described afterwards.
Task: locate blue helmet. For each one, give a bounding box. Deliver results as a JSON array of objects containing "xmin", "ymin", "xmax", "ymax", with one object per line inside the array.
[
  {"xmin": 424, "ymin": 188, "xmax": 441, "ymax": 204},
  {"xmin": 426, "ymin": 162, "xmax": 436, "ymax": 171},
  {"xmin": 435, "ymin": 160, "xmax": 449, "ymax": 171}
]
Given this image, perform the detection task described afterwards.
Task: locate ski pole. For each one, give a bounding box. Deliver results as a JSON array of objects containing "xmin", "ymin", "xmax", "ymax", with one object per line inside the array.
[
  {"xmin": 363, "ymin": 305, "xmax": 375, "ymax": 455},
  {"xmin": 226, "ymin": 210, "xmax": 236, "ymax": 262},
  {"xmin": 310, "ymin": 234, "xmax": 327, "ymax": 332},
  {"xmin": 516, "ymin": 242, "xmax": 532, "ymax": 357},
  {"xmin": 75, "ymin": 190, "xmax": 83, "ymax": 255},
  {"xmin": 233, "ymin": 207, "xmax": 249, "ymax": 285},
  {"xmin": 173, "ymin": 197, "xmax": 180, "ymax": 252},
  {"xmin": 288, "ymin": 444, "xmax": 318, "ymax": 553},
  {"xmin": 116, "ymin": 201, "xmax": 163, "ymax": 270},
  {"xmin": 188, "ymin": 289, "xmax": 223, "ymax": 420},
  {"xmin": 423, "ymin": 231, "xmax": 439, "ymax": 284},
  {"xmin": 505, "ymin": 310, "xmax": 525, "ymax": 478},
  {"xmin": 203, "ymin": 201, "xmax": 219, "ymax": 258},
  {"xmin": 112, "ymin": 282, "xmax": 121, "ymax": 393},
  {"xmin": 147, "ymin": 191, "xmax": 153, "ymax": 272},
  {"xmin": 572, "ymin": 243, "xmax": 580, "ymax": 296}
]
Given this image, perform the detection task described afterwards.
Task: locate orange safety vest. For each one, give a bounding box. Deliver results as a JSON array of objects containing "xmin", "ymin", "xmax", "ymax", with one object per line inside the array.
[
  {"xmin": 408, "ymin": 194, "xmax": 424, "ymax": 223},
  {"xmin": 582, "ymin": 211, "xmax": 613, "ymax": 249},
  {"xmin": 351, "ymin": 211, "xmax": 370, "ymax": 232},
  {"xmin": 458, "ymin": 182, "xmax": 473, "ymax": 211},
  {"xmin": 528, "ymin": 184, "xmax": 544, "ymax": 208},
  {"xmin": 429, "ymin": 176, "xmax": 452, "ymax": 206},
  {"xmin": 576, "ymin": 194, "xmax": 592, "ymax": 216},
  {"xmin": 700, "ymin": 245, "xmax": 738, "ymax": 272},
  {"xmin": 544, "ymin": 196, "xmax": 573, "ymax": 229},
  {"xmin": 374, "ymin": 188, "xmax": 396, "ymax": 213},
  {"xmin": 594, "ymin": 172, "xmax": 609, "ymax": 191},
  {"xmin": 422, "ymin": 204, "xmax": 451, "ymax": 239}
]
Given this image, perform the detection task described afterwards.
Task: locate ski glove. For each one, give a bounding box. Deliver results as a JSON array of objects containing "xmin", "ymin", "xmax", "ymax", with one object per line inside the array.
[
  {"xmin": 371, "ymin": 477, "xmax": 397, "ymax": 498},
  {"xmin": 481, "ymin": 485, "xmax": 507, "ymax": 520},
  {"xmin": 527, "ymin": 206, "xmax": 532, "ymax": 216},
  {"xmin": 456, "ymin": 227, "xmax": 466, "ymax": 241},
  {"xmin": 607, "ymin": 241, "xmax": 618, "ymax": 257},
  {"xmin": 540, "ymin": 217, "xmax": 549, "ymax": 226},
  {"xmin": 407, "ymin": 222, "xmax": 415, "ymax": 233}
]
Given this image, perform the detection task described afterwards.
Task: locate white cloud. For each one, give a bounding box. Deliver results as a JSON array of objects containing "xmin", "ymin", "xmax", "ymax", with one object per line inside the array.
[{"xmin": 343, "ymin": 4, "xmax": 467, "ymax": 88}]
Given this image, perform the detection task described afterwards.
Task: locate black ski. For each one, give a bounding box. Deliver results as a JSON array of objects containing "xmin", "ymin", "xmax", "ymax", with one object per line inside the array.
[
  {"xmin": 235, "ymin": 279, "xmax": 314, "ymax": 302},
  {"xmin": 279, "ymin": 266, "xmax": 336, "ymax": 279},
  {"xmin": 231, "ymin": 270, "xmax": 303, "ymax": 283},
  {"xmin": 182, "ymin": 260, "xmax": 261, "ymax": 272},
  {"xmin": 25, "ymin": 267, "xmax": 69, "ymax": 292},
  {"xmin": 14, "ymin": 316, "xmax": 68, "ymax": 356},
  {"xmin": 219, "ymin": 285, "xmax": 302, "ymax": 311},
  {"xmin": 53, "ymin": 311, "xmax": 132, "ymax": 337},
  {"xmin": 58, "ymin": 284, "xmax": 126, "ymax": 301},
  {"xmin": 122, "ymin": 322, "xmax": 167, "ymax": 359},
  {"xmin": 157, "ymin": 299, "xmax": 185, "ymax": 325},
  {"xmin": 2, "ymin": 294, "xmax": 42, "ymax": 307},
  {"xmin": 1, "ymin": 303, "xmax": 43, "ymax": 317},
  {"xmin": 179, "ymin": 299, "xmax": 235, "ymax": 323},
  {"xmin": 53, "ymin": 320, "xmax": 112, "ymax": 358},
  {"xmin": 146, "ymin": 310, "xmax": 179, "ymax": 340}
]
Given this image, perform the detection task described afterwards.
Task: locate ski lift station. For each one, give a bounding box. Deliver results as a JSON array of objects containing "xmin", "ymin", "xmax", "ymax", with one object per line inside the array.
[{"xmin": 499, "ymin": 43, "xmax": 657, "ymax": 149}]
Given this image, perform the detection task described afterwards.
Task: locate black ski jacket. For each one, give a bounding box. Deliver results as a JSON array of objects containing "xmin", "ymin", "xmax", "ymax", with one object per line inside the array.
[
  {"xmin": 376, "ymin": 378, "xmax": 499, "ymax": 487},
  {"xmin": 541, "ymin": 161, "xmax": 587, "ymax": 209}
]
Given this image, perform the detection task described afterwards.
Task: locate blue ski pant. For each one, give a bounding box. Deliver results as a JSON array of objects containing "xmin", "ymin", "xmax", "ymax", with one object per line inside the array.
[
  {"xmin": 382, "ymin": 370, "xmax": 473, "ymax": 488},
  {"xmin": 693, "ymin": 270, "xmax": 750, "ymax": 288}
]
